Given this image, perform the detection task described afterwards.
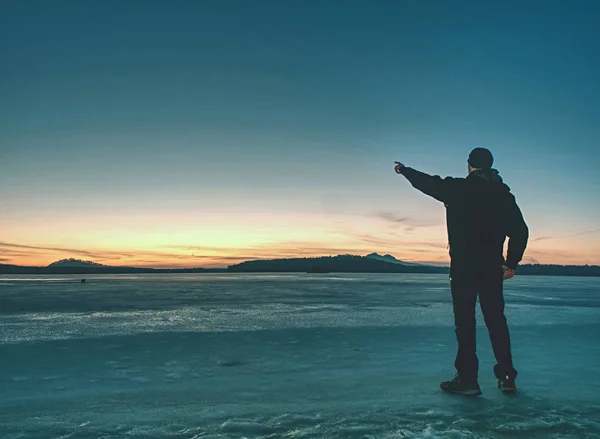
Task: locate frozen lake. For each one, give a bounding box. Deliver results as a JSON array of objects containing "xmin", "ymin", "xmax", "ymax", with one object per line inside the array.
[{"xmin": 0, "ymin": 273, "xmax": 599, "ymax": 438}]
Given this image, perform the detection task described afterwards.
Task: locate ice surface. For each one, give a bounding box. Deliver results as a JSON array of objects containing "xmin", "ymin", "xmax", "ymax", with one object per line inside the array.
[{"xmin": 0, "ymin": 274, "xmax": 599, "ymax": 438}]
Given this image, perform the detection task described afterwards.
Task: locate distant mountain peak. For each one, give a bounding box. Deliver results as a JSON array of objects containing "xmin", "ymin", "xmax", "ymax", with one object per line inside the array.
[
  {"xmin": 365, "ymin": 252, "xmax": 420, "ymax": 266},
  {"xmin": 367, "ymin": 252, "xmax": 396, "ymax": 259},
  {"xmin": 47, "ymin": 258, "xmax": 106, "ymax": 268}
]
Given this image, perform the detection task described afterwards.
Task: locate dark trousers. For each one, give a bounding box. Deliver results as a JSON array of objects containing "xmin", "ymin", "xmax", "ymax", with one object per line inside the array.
[{"xmin": 450, "ymin": 271, "xmax": 517, "ymax": 381}]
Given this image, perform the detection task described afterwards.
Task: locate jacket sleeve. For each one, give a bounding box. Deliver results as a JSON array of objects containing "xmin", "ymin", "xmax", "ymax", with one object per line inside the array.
[
  {"xmin": 505, "ymin": 195, "xmax": 529, "ymax": 269},
  {"xmin": 399, "ymin": 167, "xmax": 455, "ymax": 204}
]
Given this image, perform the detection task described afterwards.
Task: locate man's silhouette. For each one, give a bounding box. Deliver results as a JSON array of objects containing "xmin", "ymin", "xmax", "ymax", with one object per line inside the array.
[{"xmin": 394, "ymin": 147, "xmax": 528, "ymax": 395}]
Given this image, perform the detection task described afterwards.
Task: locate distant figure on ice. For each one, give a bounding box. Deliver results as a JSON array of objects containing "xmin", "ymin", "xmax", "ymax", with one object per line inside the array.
[{"xmin": 394, "ymin": 147, "xmax": 528, "ymax": 396}]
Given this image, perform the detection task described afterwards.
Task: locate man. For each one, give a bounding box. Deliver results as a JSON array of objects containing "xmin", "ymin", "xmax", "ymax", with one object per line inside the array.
[{"xmin": 394, "ymin": 147, "xmax": 528, "ymax": 396}]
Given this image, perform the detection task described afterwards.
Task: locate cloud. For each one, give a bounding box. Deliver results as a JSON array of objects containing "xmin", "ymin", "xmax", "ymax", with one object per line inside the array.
[
  {"xmin": 177, "ymin": 239, "xmax": 373, "ymax": 258},
  {"xmin": 524, "ymin": 249, "xmax": 578, "ymax": 261},
  {"xmin": 189, "ymin": 255, "xmax": 266, "ymax": 261},
  {"xmin": 531, "ymin": 229, "xmax": 600, "ymax": 242},
  {"xmin": 408, "ymin": 248, "xmax": 443, "ymax": 253},
  {"xmin": 0, "ymin": 242, "xmax": 120, "ymax": 259},
  {"xmin": 407, "ymin": 241, "xmax": 448, "ymax": 249},
  {"xmin": 375, "ymin": 212, "xmax": 441, "ymax": 229},
  {"xmin": 0, "ymin": 241, "xmax": 201, "ymax": 264},
  {"xmin": 0, "ymin": 248, "xmax": 40, "ymax": 257},
  {"xmin": 531, "ymin": 236, "xmax": 550, "ymax": 242},
  {"xmin": 573, "ymin": 229, "xmax": 600, "ymax": 237},
  {"xmin": 350, "ymin": 234, "xmax": 395, "ymax": 248},
  {"xmin": 161, "ymin": 245, "xmax": 238, "ymax": 252},
  {"xmin": 341, "ymin": 231, "xmax": 447, "ymax": 251},
  {"xmin": 0, "ymin": 242, "xmax": 155, "ymax": 261},
  {"xmin": 376, "ymin": 212, "xmax": 411, "ymax": 224}
]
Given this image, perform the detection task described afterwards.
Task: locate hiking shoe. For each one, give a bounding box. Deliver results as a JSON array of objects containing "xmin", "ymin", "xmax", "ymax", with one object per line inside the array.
[
  {"xmin": 498, "ymin": 376, "xmax": 517, "ymax": 394},
  {"xmin": 440, "ymin": 374, "xmax": 482, "ymax": 396}
]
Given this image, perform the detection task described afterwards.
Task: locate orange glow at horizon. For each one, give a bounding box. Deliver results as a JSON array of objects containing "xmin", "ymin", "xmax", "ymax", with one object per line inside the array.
[
  {"xmin": 2, "ymin": 208, "xmax": 599, "ymax": 268},
  {"xmin": 1, "ymin": 237, "xmax": 450, "ymax": 269},
  {"xmin": 3, "ymin": 231, "xmax": 599, "ymax": 269}
]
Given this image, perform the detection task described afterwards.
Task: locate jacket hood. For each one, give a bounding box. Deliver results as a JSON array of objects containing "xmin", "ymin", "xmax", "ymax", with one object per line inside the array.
[{"xmin": 468, "ymin": 169, "xmax": 511, "ymax": 192}]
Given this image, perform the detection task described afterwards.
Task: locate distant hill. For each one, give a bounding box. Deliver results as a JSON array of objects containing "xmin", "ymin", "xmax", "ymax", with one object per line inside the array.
[
  {"xmin": 515, "ymin": 264, "xmax": 600, "ymax": 277},
  {"xmin": 227, "ymin": 256, "xmax": 600, "ymax": 276},
  {"xmin": 227, "ymin": 255, "xmax": 446, "ymax": 274},
  {"xmin": 48, "ymin": 258, "xmax": 107, "ymax": 268}
]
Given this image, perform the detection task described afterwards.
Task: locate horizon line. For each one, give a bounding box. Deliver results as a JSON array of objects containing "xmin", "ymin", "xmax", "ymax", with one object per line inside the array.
[{"xmin": 3, "ymin": 256, "xmax": 600, "ymax": 270}]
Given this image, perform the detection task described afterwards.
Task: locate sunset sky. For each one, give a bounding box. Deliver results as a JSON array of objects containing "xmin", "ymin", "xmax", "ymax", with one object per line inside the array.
[{"xmin": 1, "ymin": 1, "xmax": 599, "ymax": 268}]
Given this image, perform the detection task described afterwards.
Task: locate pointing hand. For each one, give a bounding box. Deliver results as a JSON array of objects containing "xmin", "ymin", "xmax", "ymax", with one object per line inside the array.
[{"xmin": 394, "ymin": 161, "xmax": 405, "ymax": 174}]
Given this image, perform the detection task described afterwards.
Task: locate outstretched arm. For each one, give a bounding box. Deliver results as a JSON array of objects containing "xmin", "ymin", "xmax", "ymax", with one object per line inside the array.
[
  {"xmin": 504, "ymin": 196, "xmax": 529, "ymax": 271},
  {"xmin": 394, "ymin": 161, "xmax": 453, "ymax": 204}
]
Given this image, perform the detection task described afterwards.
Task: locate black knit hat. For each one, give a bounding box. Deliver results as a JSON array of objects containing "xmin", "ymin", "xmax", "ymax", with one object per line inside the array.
[{"xmin": 468, "ymin": 147, "xmax": 494, "ymax": 169}]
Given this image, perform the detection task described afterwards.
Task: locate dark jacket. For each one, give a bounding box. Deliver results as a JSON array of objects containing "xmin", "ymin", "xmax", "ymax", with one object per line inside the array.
[{"xmin": 399, "ymin": 167, "xmax": 529, "ymax": 276}]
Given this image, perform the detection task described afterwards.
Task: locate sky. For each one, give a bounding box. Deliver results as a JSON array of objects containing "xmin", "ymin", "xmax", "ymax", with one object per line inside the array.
[{"xmin": 1, "ymin": 0, "xmax": 599, "ymax": 268}]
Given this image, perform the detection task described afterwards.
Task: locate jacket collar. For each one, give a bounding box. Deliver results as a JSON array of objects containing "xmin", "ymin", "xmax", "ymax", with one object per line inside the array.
[{"xmin": 468, "ymin": 168, "xmax": 503, "ymax": 183}]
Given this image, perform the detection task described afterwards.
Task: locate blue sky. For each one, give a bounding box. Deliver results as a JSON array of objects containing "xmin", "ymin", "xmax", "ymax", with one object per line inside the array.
[{"xmin": 1, "ymin": 0, "xmax": 599, "ymax": 267}]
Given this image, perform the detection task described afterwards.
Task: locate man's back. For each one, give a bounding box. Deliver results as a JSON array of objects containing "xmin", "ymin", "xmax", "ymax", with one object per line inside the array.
[{"xmin": 444, "ymin": 170, "xmax": 527, "ymax": 277}]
